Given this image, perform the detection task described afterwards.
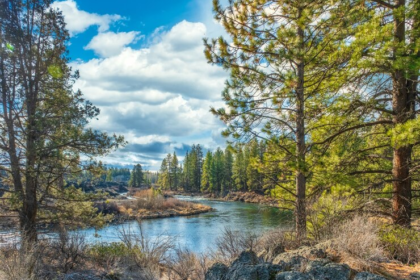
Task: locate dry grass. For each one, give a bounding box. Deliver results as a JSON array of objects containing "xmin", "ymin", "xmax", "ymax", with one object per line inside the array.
[
  {"xmin": 0, "ymin": 244, "xmax": 39, "ymax": 280},
  {"xmin": 167, "ymin": 248, "xmax": 211, "ymax": 280},
  {"xmin": 333, "ymin": 215, "xmax": 385, "ymax": 262},
  {"xmin": 209, "ymin": 228, "xmax": 259, "ymax": 264},
  {"xmin": 128, "ymin": 190, "xmax": 195, "ymax": 211},
  {"xmin": 117, "ymin": 189, "xmax": 212, "ymax": 220},
  {"xmin": 0, "ymin": 223, "xmax": 176, "ymax": 280}
]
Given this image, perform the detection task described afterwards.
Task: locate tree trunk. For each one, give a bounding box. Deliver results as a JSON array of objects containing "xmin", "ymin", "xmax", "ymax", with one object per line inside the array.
[
  {"xmin": 295, "ymin": 16, "xmax": 307, "ymax": 241},
  {"xmin": 391, "ymin": 0, "xmax": 412, "ymax": 227}
]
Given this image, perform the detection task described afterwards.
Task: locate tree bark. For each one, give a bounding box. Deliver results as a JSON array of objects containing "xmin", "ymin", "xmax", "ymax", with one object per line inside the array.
[
  {"xmin": 295, "ymin": 15, "xmax": 307, "ymax": 241},
  {"xmin": 391, "ymin": 0, "xmax": 412, "ymax": 227}
]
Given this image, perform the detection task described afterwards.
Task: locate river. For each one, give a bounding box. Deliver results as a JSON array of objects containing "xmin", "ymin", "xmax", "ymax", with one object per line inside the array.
[{"xmin": 75, "ymin": 196, "xmax": 292, "ymax": 254}]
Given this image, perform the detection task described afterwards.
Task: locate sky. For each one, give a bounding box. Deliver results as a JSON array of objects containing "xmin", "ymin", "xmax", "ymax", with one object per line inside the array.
[{"xmin": 51, "ymin": 0, "xmax": 230, "ymax": 171}]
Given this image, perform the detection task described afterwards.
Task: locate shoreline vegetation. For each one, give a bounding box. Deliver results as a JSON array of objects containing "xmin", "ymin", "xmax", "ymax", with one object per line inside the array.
[
  {"xmin": 109, "ymin": 189, "xmax": 213, "ymax": 220},
  {"xmin": 165, "ymin": 190, "xmax": 279, "ymax": 207}
]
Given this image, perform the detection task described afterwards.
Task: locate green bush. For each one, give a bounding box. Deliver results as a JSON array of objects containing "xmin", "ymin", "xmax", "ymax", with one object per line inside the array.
[
  {"xmin": 379, "ymin": 225, "xmax": 420, "ymax": 264},
  {"xmin": 87, "ymin": 242, "xmax": 138, "ymax": 269},
  {"xmin": 307, "ymin": 194, "xmax": 357, "ymax": 241}
]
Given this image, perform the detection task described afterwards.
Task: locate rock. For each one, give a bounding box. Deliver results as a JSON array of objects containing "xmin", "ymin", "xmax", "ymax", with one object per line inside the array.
[
  {"xmin": 226, "ymin": 263, "xmax": 284, "ymax": 280},
  {"xmin": 411, "ymin": 272, "xmax": 420, "ymax": 280},
  {"xmin": 63, "ymin": 273, "xmax": 102, "ymax": 280},
  {"xmin": 354, "ymin": 272, "xmax": 387, "ymax": 280},
  {"xmin": 260, "ymin": 244, "xmax": 287, "ymax": 262},
  {"xmin": 276, "ymin": 271, "xmax": 312, "ymax": 280},
  {"xmin": 205, "ymin": 263, "xmax": 229, "ymax": 280},
  {"xmin": 307, "ymin": 263, "xmax": 351, "ymax": 280},
  {"xmin": 272, "ymin": 244, "xmax": 286, "ymax": 256},
  {"xmin": 207, "ymin": 251, "xmax": 285, "ymax": 280},
  {"xmin": 273, "ymin": 245, "xmax": 328, "ymax": 266},
  {"xmin": 231, "ymin": 250, "xmax": 259, "ymax": 267},
  {"xmin": 304, "ymin": 258, "xmax": 331, "ymax": 271}
]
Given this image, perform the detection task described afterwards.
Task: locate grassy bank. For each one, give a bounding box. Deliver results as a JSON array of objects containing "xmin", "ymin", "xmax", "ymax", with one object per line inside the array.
[
  {"xmin": 165, "ymin": 190, "xmax": 279, "ymax": 207},
  {"xmin": 114, "ymin": 189, "xmax": 213, "ymax": 220}
]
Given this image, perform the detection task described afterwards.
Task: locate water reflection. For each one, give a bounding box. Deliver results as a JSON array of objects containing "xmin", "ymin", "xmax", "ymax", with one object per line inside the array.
[{"xmin": 75, "ymin": 196, "xmax": 293, "ymax": 253}]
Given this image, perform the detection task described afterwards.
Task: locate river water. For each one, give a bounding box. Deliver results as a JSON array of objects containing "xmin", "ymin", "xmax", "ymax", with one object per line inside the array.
[{"xmin": 76, "ymin": 196, "xmax": 292, "ymax": 254}]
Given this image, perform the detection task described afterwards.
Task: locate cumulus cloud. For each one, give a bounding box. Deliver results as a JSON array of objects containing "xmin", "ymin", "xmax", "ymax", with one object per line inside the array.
[
  {"xmin": 85, "ymin": 31, "xmax": 142, "ymax": 57},
  {"xmin": 72, "ymin": 19, "xmax": 229, "ymax": 169},
  {"xmin": 51, "ymin": 0, "xmax": 122, "ymax": 35},
  {"xmin": 74, "ymin": 21, "xmax": 226, "ymax": 100}
]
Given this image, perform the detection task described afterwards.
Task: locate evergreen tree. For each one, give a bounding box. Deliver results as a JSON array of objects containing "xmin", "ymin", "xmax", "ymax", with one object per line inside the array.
[
  {"xmin": 232, "ymin": 145, "xmax": 247, "ymax": 191},
  {"xmin": 158, "ymin": 158, "xmax": 169, "ymax": 189},
  {"xmin": 0, "ymin": 0, "xmax": 124, "ymax": 242},
  {"xmin": 129, "ymin": 164, "xmax": 143, "ymax": 188},
  {"xmin": 201, "ymin": 151, "xmax": 213, "ymax": 192},
  {"xmin": 170, "ymin": 152, "xmax": 180, "ymax": 190},
  {"xmin": 223, "ymin": 147, "xmax": 234, "ymax": 192},
  {"xmin": 213, "ymin": 148, "xmax": 225, "ymax": 193},
  {"xmin": 205, "ymin": 0, "xmax": 347, "ymax": 240}
]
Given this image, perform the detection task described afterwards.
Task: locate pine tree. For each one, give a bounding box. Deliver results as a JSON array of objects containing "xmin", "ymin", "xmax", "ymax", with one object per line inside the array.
[
  {"xmin": 314, "ymin": 0, "xmax": 420, "ymax": 227},
  {"xmin": 201, "ymin": 151, "xmax": 213, "ymax": 192},
  {"xmin": 205, "ymin": 0, "xmax": 348, "ymax": 240},
  {"xmin": 0, "ymin": 0, "xmax": 124, "ymax": 242},
  {"xmin": 158, "ymin": 158, "xmax": 169, "ymax": 189},
  {"xmin": 170, "ymin": 152, "xmax": 179, "ymax": 190},
  {"xmin": 223, "ymin": 147, "xmax": 234, "ymax": 192},
  {"xmin": 129, "ymin": 164, "xmax": 143, "ymax": 188}
]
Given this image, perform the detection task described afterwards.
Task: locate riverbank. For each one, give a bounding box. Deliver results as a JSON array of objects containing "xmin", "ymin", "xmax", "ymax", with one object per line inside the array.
[
  {"xmin": 1, "ymin": 217, "xmax": 418, "ymax": 280},
  {"xmin": 113, "ymin": 189, "xmax": 213, "ymax": 220},
  {"xmin": 166, "ymin": 190, "xmax": 279, "ymax": 207}
]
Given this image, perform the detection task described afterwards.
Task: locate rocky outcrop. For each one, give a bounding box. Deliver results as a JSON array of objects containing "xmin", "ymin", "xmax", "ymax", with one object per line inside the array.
[
  {"xmin": 411, "ymin": 272, "xmax": 420, "ymax": 280},
  {"xmin": 205, "ymin": 248, "xmax": 388, "ymax": 280},
  {"xmin": 63, "ymin": 273, "xmax": 102, "ymax": 280},
  {"xmin": 354, "ymin": 272, "xmax": 387, "ymax": 280}
]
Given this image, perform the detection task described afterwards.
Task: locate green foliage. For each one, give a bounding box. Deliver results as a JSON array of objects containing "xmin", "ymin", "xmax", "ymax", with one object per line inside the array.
[
  {"xmin": 87, "ymin": 242, "xmax": 141, "ymax": 270},
  {"xmin": 151, "ymin": 186, "xmax": 162, "ymax": 197},
  {"xmin": 129, "ymin": 164, "xmax": 144, "ymax": 188},
  {"xmin": 38, "ymin": 186, "xmax": 114, "ymax": 229},
  {"xmin": 379, "ymin": 225, "xmax": 420, "ymax": 264},
  {"xmin": 307, "ymin": 194, "xmax": 359, "ymax": 241}
]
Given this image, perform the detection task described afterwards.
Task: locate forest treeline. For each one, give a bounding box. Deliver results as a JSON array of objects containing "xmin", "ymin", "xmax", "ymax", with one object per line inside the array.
[
  {"xmin": 157, "ymin": 141, "xmax": 269, "ymax": 194},
  {"xmin": 69, "ymin": 165, "xmax": 158, "ymax": 187}
]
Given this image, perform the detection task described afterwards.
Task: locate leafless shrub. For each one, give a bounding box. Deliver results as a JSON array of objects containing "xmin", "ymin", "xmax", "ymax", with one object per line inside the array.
[
  {"xmin": 256, "ymin": 228, "xmax": 299, "ymax": 261},
  {"xmin": 167, "ymin": 248, "xmax": 211, "ymax": 280},
  {"xmin": 210, "ymin": 227, "xmax": 259, "ymax": 264},
  {"xmin": 118, "ymin": 221, "xmax": 175, "ymax": 277},
  {"xmin": 49, "ymin": 230, "xmax": 88, "ymax": 273},
  {"xmin": 168, "ymin": 248, "xmax": 198, "ymax": 280},
  {"xmin": 0, "ymin": 242, "xmax": 40, "ymax": 280},
  {"xmin": 333, "ymin": 215, "xmax": 385, "ymax": 262}
]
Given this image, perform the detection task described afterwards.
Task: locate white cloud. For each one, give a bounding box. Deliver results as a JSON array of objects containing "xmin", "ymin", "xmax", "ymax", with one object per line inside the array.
[
  {"xmin": 72, "ymin": 21, "xmax": 227, "ymax": 101},
  {"xmin": 72, "ymin": 20, "xmax": 229, "ymax": 169},
  {"xmin": 51, "ymin": 0, "xmax": 122, "ymax": 35},
  {"xmin": 85, "ymin": 31, "xmax": 142, "ymax": 57}
]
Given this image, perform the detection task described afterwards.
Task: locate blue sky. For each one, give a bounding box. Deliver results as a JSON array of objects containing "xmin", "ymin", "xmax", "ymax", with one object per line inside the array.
[{"xmin": 51, "ymin": 0, "xmax": 229, "ymax": 170}]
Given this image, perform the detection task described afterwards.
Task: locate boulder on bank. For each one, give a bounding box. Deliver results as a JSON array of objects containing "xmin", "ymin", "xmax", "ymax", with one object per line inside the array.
[
  {"xmin": 205, "ymin": 248, "xmax": 387, "ymax": 280},
  {"xmin": 354, "ymin": 272, "xmax": 387, "ymax": 280}
]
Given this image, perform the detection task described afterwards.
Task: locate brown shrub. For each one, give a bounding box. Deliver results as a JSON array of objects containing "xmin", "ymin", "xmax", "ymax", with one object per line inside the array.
[
  {"xmin": 210, "ymin": 228, "xmax": 259, "ymax": 264},
  {"xmin": 168, "ymin": 248, "xmax": 200, "ymax": 280},
  {"xmin": 125, "ymin": 191, "xmax": 194, "ymax": 212},
  {"xmin": 256, "ymin": 228, "xmax": 299, "ymax": 261},
  {"xmin": 333, "ymin": 215, "xmax": 385, "ymax": 262},
  {"xmin": 0, "ymin": 244, "xmax": 39, "ymax": 280}
]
